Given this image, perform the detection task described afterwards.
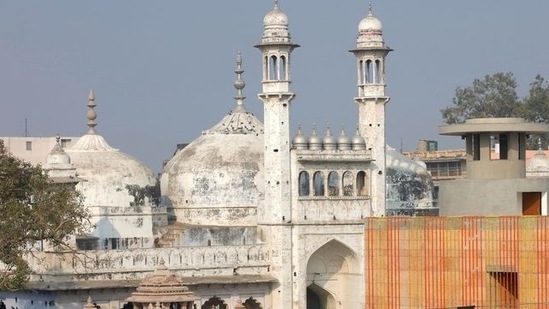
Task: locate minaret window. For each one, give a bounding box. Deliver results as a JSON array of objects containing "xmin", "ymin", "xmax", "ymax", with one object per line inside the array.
[
  {"xmin": 328, "ymin": 172, "xmax": 340, "ymax": 196},
  {"xmin": 366, "ymin": 60, "xmax": 373, "ymax": 83},
  {"xmin": 280, "ymin": 55, "xmax": 287, "ymax": 80},
  {"xmin": 359, "ymin": 60, "xmax": 364, "ymax": 84},
  {"xmin": 263, "ymin": 56, "xmax": 268, "ymax": 80},
  {"xmin": 374, "ymin": 60, "xmax": 381, "ymax": 83},
  {"xmin": 356, "ymin": 171, "xmax": 369, "ymax": 196},
  {"xmin": 299, "ymin": 171, "xmax": 310, "ymax": 196},
  {"xmin": 269, "ymin": 55, "xmax": 278, "ymax": 80},
  {"xmin": 313, "ymin": 171, "xmax": 325, "ymax": 196},
  {"xmin": 343, "ymin": 171, "xmax": 354, "ymax": 196}
]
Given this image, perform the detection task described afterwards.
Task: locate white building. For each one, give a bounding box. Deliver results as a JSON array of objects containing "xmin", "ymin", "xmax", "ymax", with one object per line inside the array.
[{"xmin": 0, "ymin": 4, "xmax": 434, "ymax": 309}]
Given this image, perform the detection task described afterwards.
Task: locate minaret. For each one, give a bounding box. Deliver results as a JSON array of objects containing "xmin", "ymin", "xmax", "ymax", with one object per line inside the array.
[
  {"xmin": 255, "ymin": 3, "xmax": 298, "ymax": 309},
  {"xmin": 255, "ymin": 1, "xmax": 299, "ymax": 224},
  {"xmin": 350, "ymin": 5, "xmax": 392, "ymax": 216}
]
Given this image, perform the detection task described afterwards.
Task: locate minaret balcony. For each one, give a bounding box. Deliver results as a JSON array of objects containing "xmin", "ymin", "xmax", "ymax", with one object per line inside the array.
[
  {"xmin": 359, "ymin": 84, "xmax": 386, "ymax": 97},
  {"xmin": 262, "ymin": 81, "xmax": 291, "ymax": 93}
]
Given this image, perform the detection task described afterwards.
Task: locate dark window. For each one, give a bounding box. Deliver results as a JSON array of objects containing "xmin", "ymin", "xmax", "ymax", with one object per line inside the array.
[{"xmin": 298, "ymin": 171, "xmax": 310, "ymax": 196}]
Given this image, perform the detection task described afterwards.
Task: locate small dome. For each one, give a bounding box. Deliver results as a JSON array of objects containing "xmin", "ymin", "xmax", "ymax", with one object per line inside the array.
[
  {"xmin": 356, "ymin": 9, "xmax": 385, "ymax": 48},
  {"xmin": 292, "ymin": 126, "xmax": 308, "ymax": 150},
  {"xmin": 337, "ymin": 128, "xmax": 351, "ymax": 150},
  {"xmin": 45, "ymin": 139, "xmax": 71, "ymax": 166},
  {"xmin": 527, "ymin": 149, "xmax": 549, "ymax": 176},
  {"xmin": 260, "ymin": 2, "xmax": 292, "ymax": 44},
  {"xmin": 44, "ymin": 135, "xmax": 78, "ymax": 180},
  {"xmin": 263, "ymin": 3, "xmax": 289, "ymax": 27},
  {"xmin": 351, "ymin": 128, "xmax": 366, "ymax": 150},
  {"xmin": 323, "ymin": 127, "xmax": 337, "ymax": 150},
  {"xmin": 358, "ymin": 11, "xmax": 382, "ymax": 32},
  {"xmin": 308, "ymin": 127, "xmax": 323, "ymax": 150}
]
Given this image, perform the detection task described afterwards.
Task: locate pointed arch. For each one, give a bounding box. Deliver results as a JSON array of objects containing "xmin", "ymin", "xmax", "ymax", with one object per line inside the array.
[
  {"xmin": 307, "ymin": 284, "xmax": 336, "ymax": 309},
  {"xmin": 366, "ymin": 59, "xmax": 373, "ymax": 83},
  {"xmin": 269, "ymin": 55, "xmax": 278, "ymax": 80},
  {"xmin": 279, "ymin": 55, "xmax": 287, "ymax": 80},
  {"xmin": 306, "ymin": 239, "xmax": 360, "ymax": 309},
  {"xmin": 374, "ymin": 59, "xmax": 382, "ymax": 83}
]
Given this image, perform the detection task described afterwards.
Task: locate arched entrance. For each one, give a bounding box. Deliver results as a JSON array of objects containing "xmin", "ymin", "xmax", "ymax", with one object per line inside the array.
[
  {"xmin": 306, "ymin": 240, "xmax": 360, "ymax": 309},
  {"xmin": 307, "ymin": 284, "xmax": 336, "ymax": 309}
]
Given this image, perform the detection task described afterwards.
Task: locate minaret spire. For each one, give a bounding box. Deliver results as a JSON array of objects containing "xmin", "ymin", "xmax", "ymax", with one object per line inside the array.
[
  {"xmin": 233, "ymin": 51, "xmax": 246, "ymax": 113},
  {"xmin": 86, "ymin": 90, "xmax": 97, "ymax": 135}
]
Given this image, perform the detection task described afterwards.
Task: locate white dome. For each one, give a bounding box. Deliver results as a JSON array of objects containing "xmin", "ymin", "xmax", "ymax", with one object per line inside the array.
[
  {"xmin": 527, "ymin": 150, "xmax": 549, "ymax": 176},
  {"xmin": 263, "ymin": 4, "xmax": 288, "ymax": 27},
  {"xmin": 356, "ymin": 10, "xmax": 385, "ymax": 48},
  {"xmin": 67, "ymin": 134, "xmax": 156, "ymax": 208},
  {"xmin": 45, "ymin": 145, "xmax": 71, "ymax": 166},
  {"xmin": 358, "ymin": 11, "xmax": 382, "ymax": 32},
  {"xmin": 161, "ymin": 110, "xmax": 264, "ymax": 226}
]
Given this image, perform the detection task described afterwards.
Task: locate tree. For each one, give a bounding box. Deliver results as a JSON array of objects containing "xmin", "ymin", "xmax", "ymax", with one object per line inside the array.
[
  {"xmin": 441, "ymin": 72, "xmax": 549, "ymax": 149},
  {"xmin": 441, "ymin": 72, "xmax": 520, "ymax": 124},
  {"xmin": 521, "ymin": 75, "xmax": 549, "ymax": 148},
  {"xmin": 0, "ymin": 140, "xmax": 89, "ymax": 290}
]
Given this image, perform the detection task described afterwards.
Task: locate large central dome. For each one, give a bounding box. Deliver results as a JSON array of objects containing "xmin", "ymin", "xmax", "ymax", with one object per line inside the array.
[{"xmin": 161, "ymin": 54, "xmax": 265, "ymax": 226}]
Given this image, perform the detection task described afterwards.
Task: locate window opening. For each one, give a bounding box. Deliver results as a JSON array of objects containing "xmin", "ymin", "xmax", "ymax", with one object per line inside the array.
[
  {"xmin": 328, "ymin": 172, "xmax": 339, "ymax": 196},
  {"xmin": 299, "ymin": 171, "xmax": 310, "ymax": 196},
  {"xmin": 269, "ymin": 55, "xmax": 278, "ymax": 80},
  {"xmin": 366, "ymin": 60, "xmax": 373, "ymax": 83},
  {"xmin": 359, "ymin": 60, "xmax": 365, "ymax": 84},
  {"xmin": 374, "ymin": 60, "xmax": 381, "ymax": 83},
  {"xmin": 280, "ymin": 55, "xmax": 287, "ymax": 80},
  {"xmin": 472, "ymin": 134, "xmax": 480, "ymax": 161},
  {"xmin": 356, "ymin": 171, "xmax": 368, "ymax": 196},
  {"xmin": 313, "ymin": 171, "xmax": 325, "ymax": 196},
  {"xmin": 342, "ymin": 171, "xmax": 354, "ymax": 196}
]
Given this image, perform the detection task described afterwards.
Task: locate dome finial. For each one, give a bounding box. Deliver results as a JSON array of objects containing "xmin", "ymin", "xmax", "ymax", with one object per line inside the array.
[
  {"xmin": 369, "ymin": 1, "xmax": 373, "ymax": 13},
  {"xmin": 274, "ymin": 0, "xmax": 279, "ymax": 9},
  {"xmin": 86, "ymin": 89, "xmax": 97, "ymax": 135},
  {"xmin": 233, "ymin": 51, "xmax": 246, "ymax": 113}
]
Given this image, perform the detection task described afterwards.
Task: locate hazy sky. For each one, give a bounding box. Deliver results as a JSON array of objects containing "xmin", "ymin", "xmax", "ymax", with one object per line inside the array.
[{"xmin": 1, "ymin": 1, "xmax": 548, "ymax": 172}]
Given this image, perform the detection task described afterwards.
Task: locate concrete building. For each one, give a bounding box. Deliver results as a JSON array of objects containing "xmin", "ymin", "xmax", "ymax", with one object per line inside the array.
[
  {"xmin": 0, "ymin": 3, "xmax": 435, "ymax": 309},
  {"xmin": 438, "ymin": 118, "xmax": 549, "ymax": 215}
]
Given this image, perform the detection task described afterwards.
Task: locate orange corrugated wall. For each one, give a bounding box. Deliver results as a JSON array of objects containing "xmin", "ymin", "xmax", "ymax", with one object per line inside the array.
[{"xmin": 365, "ymin": 216, "xmax": 549, "ymax": 308}]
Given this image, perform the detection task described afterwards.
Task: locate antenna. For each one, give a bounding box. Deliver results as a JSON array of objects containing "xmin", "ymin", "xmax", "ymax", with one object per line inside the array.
[{"xmin": 24, "ymin": 118, "xmax": 29, "ymax": 137}]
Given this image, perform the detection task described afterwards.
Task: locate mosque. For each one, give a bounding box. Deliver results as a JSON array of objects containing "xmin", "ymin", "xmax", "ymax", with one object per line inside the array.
[{"xmin": 0, "ymin": 3, "xmax": 435, "ymax": 309}]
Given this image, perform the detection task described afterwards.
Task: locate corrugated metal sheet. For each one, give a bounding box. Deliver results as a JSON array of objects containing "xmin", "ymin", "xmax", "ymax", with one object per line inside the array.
[{"xmin": 365, "ymin": 216, "xmax": 549, "ymax": 308}]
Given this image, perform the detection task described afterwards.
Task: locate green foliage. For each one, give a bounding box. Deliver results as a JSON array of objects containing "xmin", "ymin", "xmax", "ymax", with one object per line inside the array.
[
  {"xmin": 0, "ymin": 141, "xmax": 89, "ymax": 290},
  {"xmin": 521, "ymin": 75, "xmax": 549, "ymax": 149},
  {"xmin": 126, "ymin": 181, "xmax": 160, "ymax": 207},
  {"xmin": 441, "ymin": 72, "xmax": 520, "ymax": 124},
  {"xmin": 441, "ymin": 73, "xmax": 549, "ymax": 149}
]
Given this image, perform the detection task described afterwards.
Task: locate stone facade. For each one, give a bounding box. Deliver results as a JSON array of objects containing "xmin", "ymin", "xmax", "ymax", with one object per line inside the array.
[{"xmin": 0, "ymin": 4, "xmax": 435, "ymax": 309}]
